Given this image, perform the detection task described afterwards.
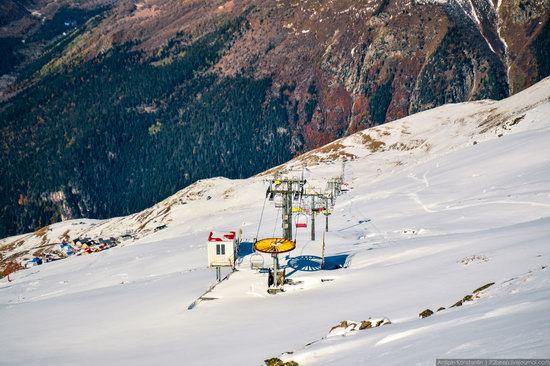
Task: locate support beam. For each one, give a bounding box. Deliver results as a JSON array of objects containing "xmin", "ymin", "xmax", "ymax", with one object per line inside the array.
[
  {"xmin": 311, "ymin": 195, "xmax": 315, "ymax": 241},
  {"xmin": 282, "ymin": 191, "xmax": 293, "ymax": 241},
  {"xmin": 321, "ymin": 231, "xmax": 326, "ymax": 269},
  {"xmin": 216, "ymin": 266, "xmax": 221, "ymax": 282}
]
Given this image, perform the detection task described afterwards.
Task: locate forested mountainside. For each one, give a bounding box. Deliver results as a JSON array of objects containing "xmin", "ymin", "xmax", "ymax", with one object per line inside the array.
[{"xmin": 1, "ymin": 0, "xmax": 549, "ymax": 237}]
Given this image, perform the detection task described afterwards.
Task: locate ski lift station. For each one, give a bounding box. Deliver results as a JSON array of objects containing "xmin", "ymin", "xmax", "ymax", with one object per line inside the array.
[{"xmin": 196, "ymin": 165, "xmax": 348, "ymax": 301}]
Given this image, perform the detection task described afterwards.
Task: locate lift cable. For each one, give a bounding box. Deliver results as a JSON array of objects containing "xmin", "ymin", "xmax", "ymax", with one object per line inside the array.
[{"xmin": 254, "ymin": 194, "xmax": 268, "ymax": 242}]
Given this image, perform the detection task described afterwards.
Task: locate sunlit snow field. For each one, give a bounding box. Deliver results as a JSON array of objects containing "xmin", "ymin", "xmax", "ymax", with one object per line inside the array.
[{"xmin": 1, "ymin": 79, "xmax": 550, "ymax": 365}]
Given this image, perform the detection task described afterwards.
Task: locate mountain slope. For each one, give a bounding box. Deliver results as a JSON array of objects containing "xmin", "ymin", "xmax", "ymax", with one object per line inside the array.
[
  {"xmin": 1, "ymin": 77, "xmax": 549, "ymax": 365},
  {"xmin": 1, "ymin": 0, "xmax": 549, "ymax": 238},
  {"xmin": 2, "ymin": 76, "xmax": 549, "ymax": 272}
]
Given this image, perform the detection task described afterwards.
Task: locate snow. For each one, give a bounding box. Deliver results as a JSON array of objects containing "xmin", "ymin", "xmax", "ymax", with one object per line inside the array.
[{"xmin": 1, "ymin": 78, "xmax": 550, "ymax": 365}]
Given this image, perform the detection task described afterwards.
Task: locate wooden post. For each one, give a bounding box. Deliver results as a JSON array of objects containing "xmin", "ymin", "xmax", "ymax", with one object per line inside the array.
[{"xmin": 7, "ymin": 260, "xmax": 16, "ymax": 282}]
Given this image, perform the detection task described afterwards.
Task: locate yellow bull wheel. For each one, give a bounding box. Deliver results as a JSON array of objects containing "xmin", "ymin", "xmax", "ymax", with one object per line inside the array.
[{"xmin": 254, "ymin": 238, "xmax": 296, "ymax": 254}]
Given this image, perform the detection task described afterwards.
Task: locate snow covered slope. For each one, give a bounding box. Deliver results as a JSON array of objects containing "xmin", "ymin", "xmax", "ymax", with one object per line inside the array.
[{"xmin": 1, "ymin": 78, "xmax": 550, "ymax": 365}]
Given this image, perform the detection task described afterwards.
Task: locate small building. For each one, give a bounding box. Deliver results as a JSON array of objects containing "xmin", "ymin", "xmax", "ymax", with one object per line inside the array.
[
  {"xmin": 100, "ymin": 238, "xmax": 117, "ymax": 248},
  {"xmin": 119, "ymin": 234, "xmax": 133, "ymax": 241},
  {"xmin": 25, "ymin": 257, "xmax": 43, "ymax": 268},
  {"xmin": 60, "ymin": 243, "xmax": 75, "ymax": 256},
  {"xmin": 207, "ymin": 231, "xmax": 236, "ymax": 268}
]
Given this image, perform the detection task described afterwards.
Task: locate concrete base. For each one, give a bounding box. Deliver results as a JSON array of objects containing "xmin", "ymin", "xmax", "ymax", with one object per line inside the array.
[{"xmin": 267, "ymin": 288, "xmax": 284, "ymax": 295}]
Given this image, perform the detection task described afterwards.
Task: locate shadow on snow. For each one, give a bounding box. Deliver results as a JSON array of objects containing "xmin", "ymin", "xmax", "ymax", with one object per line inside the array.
[{"xmin": 285, "ymin": 254, "xmax": 349, "ymax": 277}]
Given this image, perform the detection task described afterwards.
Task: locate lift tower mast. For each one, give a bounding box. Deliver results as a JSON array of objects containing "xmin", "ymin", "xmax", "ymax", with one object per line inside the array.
[{"xmin": 266, "ymin": 171, "xmax": 307, "ymax": 241}]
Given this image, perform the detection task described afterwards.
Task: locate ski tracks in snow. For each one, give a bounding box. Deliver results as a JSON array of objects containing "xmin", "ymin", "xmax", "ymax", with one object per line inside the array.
[
  {"xmin": 406, "ymin": 170, "xmax": 550, "ymax": 214},
  {"xmin": 408, "ymin": 171, "xmax": 430, "ymax": 188},
  {"xmin": 407, "ymin": 171, "xmax": 436, "ymax": 213}
]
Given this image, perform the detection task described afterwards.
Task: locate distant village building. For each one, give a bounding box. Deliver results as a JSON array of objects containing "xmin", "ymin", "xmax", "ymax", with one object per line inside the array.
[{"xmin": 119, "ymin": 234, "xmax": 133, "ymax": 241}]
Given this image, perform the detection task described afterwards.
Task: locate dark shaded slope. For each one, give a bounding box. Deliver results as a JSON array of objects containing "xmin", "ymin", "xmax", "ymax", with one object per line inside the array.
[{"xmin": 0, "ymin": 13, "xmax": 292, "ymax": 237}]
